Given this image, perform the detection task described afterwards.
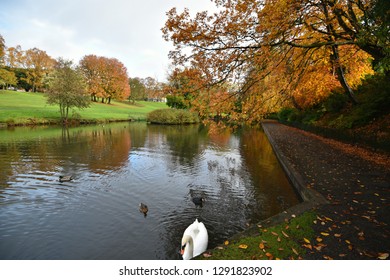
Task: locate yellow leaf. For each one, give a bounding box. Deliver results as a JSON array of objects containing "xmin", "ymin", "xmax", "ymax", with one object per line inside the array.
[
  {"xmin": 321, "ymin": 232, "xmax": 329, "ymax": 236},
  {"xmin": 238, "ymin": 244, "xmax": 248, "ymax": 249},
  {"xmin": 303, "ymin": 238, "xmax": 311, "ymax": 244},
  {"xmin": 316, "ymin": 237, "xmax": 323, "ymax": 242},
  {"xmin": 378, "ymin": 253, "xmax": 389, "ymax": 260},
  {"xmin": 259, "ymin": 243, "xmax": 265, "ymax": 249},
  {"xmin": 224, "ymin": 240, "xmax": 229, "ymax": 246},
  {"xmin": 345, "ymin": 240, "xmax": 351, "ymax": 244}
]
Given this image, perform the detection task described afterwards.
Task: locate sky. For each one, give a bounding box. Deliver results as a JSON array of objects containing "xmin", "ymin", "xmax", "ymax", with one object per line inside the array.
[{"xmin": 0, "ymin": 0, "xmax": 217, "ymax": 81}]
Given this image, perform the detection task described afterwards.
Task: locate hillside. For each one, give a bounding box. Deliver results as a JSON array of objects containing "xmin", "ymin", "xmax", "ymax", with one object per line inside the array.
[{"xmin": 0, "ymin": 90, "xmax": 168, "ymax": 126}]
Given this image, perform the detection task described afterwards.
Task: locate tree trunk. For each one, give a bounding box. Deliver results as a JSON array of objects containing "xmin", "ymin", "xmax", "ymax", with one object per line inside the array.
[
  {"xmin": 321, "ymin": 2, "xmax": 358, "ymax": 105},
  {"xmin": 331, "ymin": 45, "xmax": 358, "ymax": 104}
]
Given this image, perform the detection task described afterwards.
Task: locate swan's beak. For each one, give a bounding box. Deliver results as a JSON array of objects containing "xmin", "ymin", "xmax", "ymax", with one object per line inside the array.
[{"xmin": 180, "ymin": 244, "xmax": 186, "ymax": 255}]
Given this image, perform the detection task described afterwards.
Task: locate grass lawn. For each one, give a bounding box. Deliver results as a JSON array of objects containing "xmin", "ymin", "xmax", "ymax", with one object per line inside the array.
[
  {"xmin": 0, "ymin": 90, "xmax": 168, "ymax": 125},
  {"xmin": 198, "ymin": 211, "xmax": 317, "ymax": 260}
]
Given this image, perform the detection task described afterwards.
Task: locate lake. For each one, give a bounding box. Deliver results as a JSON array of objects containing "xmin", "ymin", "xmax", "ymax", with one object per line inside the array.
[{"xmin": 0, "ymin": 122, "xmax": 300, "ymax": 259}]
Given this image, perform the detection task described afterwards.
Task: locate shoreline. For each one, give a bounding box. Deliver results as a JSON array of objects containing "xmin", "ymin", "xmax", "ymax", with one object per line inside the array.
[{"xmin": 202, "ymin": 120, "xmax": 389, "ymax": 259}]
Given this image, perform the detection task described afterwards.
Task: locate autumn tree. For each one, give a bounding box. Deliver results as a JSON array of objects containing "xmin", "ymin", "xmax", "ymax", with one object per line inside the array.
[
  {"xmin": 162, "ymin": 0, "xmax": 383, "ymax": 121},
  {"xmin": 100, "ymin": 57, "xmax": 130, "ymax": 104},
  {"xmin": 79, "ymin": 55, "xmax": 130, "ymax": 104},
  {"xmin": 23, "ymin": 47, "xmax": 55, "ymax": 92},
  {"xmin": 129, "ymin": 77, "xmax": 147, "ymax": 102},
  {"xmin": 0, "ymin": 68, "xmax": 17, "ymax": 89},
  {"xmin": 46, "ymin": 59, "xmax": 90, "ymax": 124},
  {"xmin": 143, "ymin": 77, "xmax": 165, "ymax": 101}
]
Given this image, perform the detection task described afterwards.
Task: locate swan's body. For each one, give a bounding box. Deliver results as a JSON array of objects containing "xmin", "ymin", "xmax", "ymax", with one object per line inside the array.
[
  {"xmin": 181, "ymin": 219, "xmax": 208, "ymax": 260},
  {"xmin": 59, "ymin": 175, "xmax": 73, "ymax": 182},
  {"xmin": 139, "ymin": 203, "xmax": 148, "ymax": 216}
]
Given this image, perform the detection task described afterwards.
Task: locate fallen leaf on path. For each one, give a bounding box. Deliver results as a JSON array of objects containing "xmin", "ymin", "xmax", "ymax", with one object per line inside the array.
[
  {"xmin": 303, "ymin": 238, "xmax": 311, "ymax": 244},
  {"xmin": 302, "ymin": 244, "xmax": 312, "ymax": 250},
  {"xmin": 259, "ymin": 243, "xmax": 265, "ymax": 250},
  {"xmin": 271, "ymin": 231, "xmax": 279, "ymax": 236},
  {"xmin": 378, "ymin": 253, "xmax": 389, "ymax": 260},
  {"xmin": 314, "ymin": 245, "xmax": 324, "ymax": 251},
  {"xmin": 238, "ymin": 244, "xmax": 248, "ymax": 249},
  {"xmin": 282, "ymin": 231, "xmax": 289, "ymax": 238},
  {"xmin": 334, "ymin": 233, "xmax": 342, "ymax": 237},
  {"xmin": 321, "ymin": 232, "xmax": 330, "ymax": 236},
  {"xmin": 292, "ymin": 247, "xmax": 299, "ymax": 255}
]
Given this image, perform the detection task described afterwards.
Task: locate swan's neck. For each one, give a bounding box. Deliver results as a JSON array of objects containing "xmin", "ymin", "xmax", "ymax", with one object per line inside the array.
[{"xmin": 182, "ymin": 235, "xmax": 194, "ymax": 260}]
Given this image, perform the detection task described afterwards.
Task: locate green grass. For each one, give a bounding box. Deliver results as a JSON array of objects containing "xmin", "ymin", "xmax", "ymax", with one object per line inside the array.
[
  {"xmin": 198, "ymin": 211, "xmax": 317, "ymax": 260},
  {"xmin": 0, "ymin": 90, "xmax": 168, "ymax": 125}
]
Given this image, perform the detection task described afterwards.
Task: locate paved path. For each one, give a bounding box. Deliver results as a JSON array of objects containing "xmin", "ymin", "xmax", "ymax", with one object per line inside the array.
[{"xmin": 262, "ymin": 121, "xmax": 390, "ymax": 259}]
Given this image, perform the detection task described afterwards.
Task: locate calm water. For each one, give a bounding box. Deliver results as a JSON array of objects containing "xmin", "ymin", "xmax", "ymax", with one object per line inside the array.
[{"xmin": 0, "ymin": 122, "xmax": 300, "ymax": 259}]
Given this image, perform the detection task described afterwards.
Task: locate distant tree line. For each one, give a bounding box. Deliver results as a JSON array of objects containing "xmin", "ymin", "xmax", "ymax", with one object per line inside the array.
[{"xmin": 0, "ymin": 34, "xmax": 166, "ymax": 104}]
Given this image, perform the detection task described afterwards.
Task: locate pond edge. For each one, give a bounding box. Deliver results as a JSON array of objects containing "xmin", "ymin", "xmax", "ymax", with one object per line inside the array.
[{"xmin": 216, "ymin": 120, "xmax": 328, "ymax": 242}]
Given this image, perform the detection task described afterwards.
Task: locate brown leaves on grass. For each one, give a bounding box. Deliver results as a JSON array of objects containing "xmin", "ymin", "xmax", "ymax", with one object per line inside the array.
[{"xmin": 259, "ymin": 242, "xmax": 265, "ymax": 250}]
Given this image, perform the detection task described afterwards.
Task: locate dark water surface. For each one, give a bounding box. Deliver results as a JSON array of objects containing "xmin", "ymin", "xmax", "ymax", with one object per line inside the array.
[{"xmin": 0, "ymin": 122, "xmax": 300, "ymax": 259}]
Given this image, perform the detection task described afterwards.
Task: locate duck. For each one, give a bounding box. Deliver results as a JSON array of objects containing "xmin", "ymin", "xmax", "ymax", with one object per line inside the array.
[
  {"xmin": 181, "ymin": 219, "xmax": 208, "ymax": 260},
  {"xmin": 139, "ymin": 203, "xmax": 148, "ymax": 216},
  {"xmin": 59, "ymin": 175, "xmax": 73, "ymax": 182},
  {"xmin": 192, "ymin": 196, "xmax": 205, "ymax": 207}
]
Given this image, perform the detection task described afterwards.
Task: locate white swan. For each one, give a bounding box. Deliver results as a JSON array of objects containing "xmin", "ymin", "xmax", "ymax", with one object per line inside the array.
[{"xmin": 180, "ymin": 219, "xmax": 208, "ymax": 260}]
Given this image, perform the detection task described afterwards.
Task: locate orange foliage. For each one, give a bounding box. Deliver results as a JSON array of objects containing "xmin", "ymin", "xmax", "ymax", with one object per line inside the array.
[
  {"xmin": 162, "ymin": 0, "xmax": 377, "ymax": 122},
  {"xmin": 80, "ymin": 55, "xmax": 130, "ymax": 103}
]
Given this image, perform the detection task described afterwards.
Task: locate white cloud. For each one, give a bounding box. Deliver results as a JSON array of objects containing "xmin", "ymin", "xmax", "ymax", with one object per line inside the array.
[{"xmin": 0, "ymin": 0, "xmax": 218, "ymax": 81}]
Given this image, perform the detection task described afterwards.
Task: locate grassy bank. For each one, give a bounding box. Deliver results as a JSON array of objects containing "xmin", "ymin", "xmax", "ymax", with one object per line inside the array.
[
  {"xmin": 0, "ymin": 90, "xmax": 168, "ymax": 125},
  {"xmin": 199, "ymin": 211, "xmax": 317, "ymax": 260}
]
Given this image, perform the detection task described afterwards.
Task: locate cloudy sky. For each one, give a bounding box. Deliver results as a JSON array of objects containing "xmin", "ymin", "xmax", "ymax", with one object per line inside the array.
[{"xmin": 0, "ymin": 0, "xmax": 217, "ymax": 81}]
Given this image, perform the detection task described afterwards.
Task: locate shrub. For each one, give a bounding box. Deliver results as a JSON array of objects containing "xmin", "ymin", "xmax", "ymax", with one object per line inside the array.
[
  {"xmin": 147, "ymin": 109, "xmax": 199, "ymax": 125},
  {"xmin": 323, "ymin": 91, "xmax": 349, "ymax": 113},
  {"xmin": 277, "ymin": 108, "xmax": 295, "ymax": 122}
]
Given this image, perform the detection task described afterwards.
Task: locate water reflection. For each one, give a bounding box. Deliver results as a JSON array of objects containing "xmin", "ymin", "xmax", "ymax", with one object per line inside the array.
[{"xmin": 0, "ymin": 122, "xmax": 300, "ymax": 259}]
